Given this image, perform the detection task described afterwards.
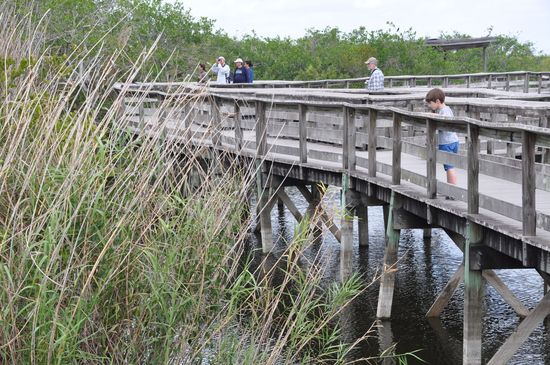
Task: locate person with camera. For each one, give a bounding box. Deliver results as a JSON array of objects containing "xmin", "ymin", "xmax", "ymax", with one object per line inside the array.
[{"xmin": 211, "ymin": 56, "xmax": 231, "ymax": 84}]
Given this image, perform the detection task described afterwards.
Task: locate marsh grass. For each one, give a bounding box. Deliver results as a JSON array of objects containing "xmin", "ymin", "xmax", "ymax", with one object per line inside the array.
[{"xmin": 0, "ymin": 7, "xmax": 422, "ymax": 365}]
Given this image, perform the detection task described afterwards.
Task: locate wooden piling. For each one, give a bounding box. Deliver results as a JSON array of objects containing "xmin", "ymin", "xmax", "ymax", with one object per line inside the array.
[
  {"xmin": 356, "ymin": 204, "xmax": 369, "ymax": 247},
  {"xmin": 341, "ymin": 173, "xmax": 354, "ymax": 252},
  {"xmin": 463, "ymin": 221, "xmax": 484, "ymax": 365},
  {"xmin": 377, "ymin": 192, "xmax": 401, "ymax": 319}
]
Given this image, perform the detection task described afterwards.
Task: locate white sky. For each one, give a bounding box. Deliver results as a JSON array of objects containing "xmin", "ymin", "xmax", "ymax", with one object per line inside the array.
[{"xmin": 179, "ymin": 0, "xmax": 550, "ymax": 54}]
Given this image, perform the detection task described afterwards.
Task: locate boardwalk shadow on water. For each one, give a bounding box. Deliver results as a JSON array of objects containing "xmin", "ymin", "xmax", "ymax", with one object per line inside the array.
[{"xmin": 243, "ymin": 186, "xmax": 550, "ymax": 364}]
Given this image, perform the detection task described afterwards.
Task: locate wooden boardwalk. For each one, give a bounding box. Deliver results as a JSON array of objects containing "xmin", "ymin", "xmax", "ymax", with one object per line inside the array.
[{"xmin": 115, "ymin": 72, "xmax": 550, "ymax": 364}]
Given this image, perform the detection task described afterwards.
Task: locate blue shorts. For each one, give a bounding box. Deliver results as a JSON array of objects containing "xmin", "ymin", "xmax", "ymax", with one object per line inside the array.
[{"xmin": 439, "ymin": 141, "xmax": 459, "ymax": 171}]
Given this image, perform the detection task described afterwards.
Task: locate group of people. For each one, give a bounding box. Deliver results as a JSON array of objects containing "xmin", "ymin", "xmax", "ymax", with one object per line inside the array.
[{"xmin": 198, "ymin": 56, "xmax": 254, "ymax": 84}]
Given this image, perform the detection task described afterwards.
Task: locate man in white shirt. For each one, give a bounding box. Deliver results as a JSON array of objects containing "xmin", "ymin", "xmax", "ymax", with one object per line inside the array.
[{"xmin": 211, "ymin": 56, "xmax": 230, "ymax": 84}]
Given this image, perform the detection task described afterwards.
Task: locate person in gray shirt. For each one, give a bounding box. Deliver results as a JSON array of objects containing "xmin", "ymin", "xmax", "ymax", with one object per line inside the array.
[{"xmin": 425, "ymin": 88, "xmax": 458, "ymax": 188}]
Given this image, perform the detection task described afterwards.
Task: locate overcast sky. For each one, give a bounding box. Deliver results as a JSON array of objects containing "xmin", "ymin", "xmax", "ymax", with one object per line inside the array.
[{"xmin": 179, "ymin": 0, "xmax": 550, "ymax": 54}]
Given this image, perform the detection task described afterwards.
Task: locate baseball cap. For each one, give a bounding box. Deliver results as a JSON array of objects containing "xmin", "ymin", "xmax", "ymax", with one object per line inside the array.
[{"xmin": 365, "ymin": 57, "xmax": 378, "ymax": 65}]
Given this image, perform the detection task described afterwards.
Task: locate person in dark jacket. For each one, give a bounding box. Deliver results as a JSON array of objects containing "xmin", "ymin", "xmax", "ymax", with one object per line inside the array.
[
  {"xmin": 232, "ymin": 58, "xmax": 248, "ymax": 84},
  {"xmin": 244, "ymin": 60, "xmax": 254, "ymax": 83}
]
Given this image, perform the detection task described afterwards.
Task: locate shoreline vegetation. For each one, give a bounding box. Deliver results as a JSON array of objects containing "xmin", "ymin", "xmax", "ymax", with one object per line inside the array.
[
  {"xmin": 0, "ymin": 1, "xmax": 545, "ymax": 363},
  {"xmin": 4, "ymin": 1, "xmax": 549, "ymax": 83}
]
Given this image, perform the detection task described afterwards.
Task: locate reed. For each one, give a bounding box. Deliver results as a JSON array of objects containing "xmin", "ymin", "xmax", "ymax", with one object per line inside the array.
[{"xmin": 0, "ymin": 7, "xmax": 420, "ymax": 364}]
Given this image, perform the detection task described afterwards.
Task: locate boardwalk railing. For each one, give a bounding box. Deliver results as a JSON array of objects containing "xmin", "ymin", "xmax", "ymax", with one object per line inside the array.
[
  {"xmin": 114, "ymin": 83, "xmax": 550, "ymax": 235},
  {"xmin": 205, "ymin": 94, "xmax": 550, "ymax": 233},
  {"xmin": 114, "ymin": 83, "xmax": 550, "ymax": 364},
  {"xmin": 206, "ymin": 70, "xmax": 550, "ymax": 94}
]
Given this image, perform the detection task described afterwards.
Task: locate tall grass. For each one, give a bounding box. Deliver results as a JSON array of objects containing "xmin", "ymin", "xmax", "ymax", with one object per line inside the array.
[
  {"xmin": 0, "ymin": 5, "xmax": 430, "ymax": 364},
  {"xmin": 0, "ymin": 7, "xmax": 382, "ymax": 365}
]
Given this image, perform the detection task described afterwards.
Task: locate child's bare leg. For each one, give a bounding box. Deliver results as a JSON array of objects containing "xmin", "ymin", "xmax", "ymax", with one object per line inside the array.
[{"xmin": 447, "ymin": 168, "xmax": 457, "ymax": 185}]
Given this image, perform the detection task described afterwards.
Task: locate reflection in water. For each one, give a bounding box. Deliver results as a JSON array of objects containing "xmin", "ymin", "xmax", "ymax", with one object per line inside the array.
[
  {"xmin": 378, "ymin": 320, "xmax": 396, "ymax": 365},
  {"xmin": 426, "ymin": 317, "xmax": 462, "ymax": 363},
  {"xmin": 245, "ymin": 186, "xmax": 549, "ymax": 364}
]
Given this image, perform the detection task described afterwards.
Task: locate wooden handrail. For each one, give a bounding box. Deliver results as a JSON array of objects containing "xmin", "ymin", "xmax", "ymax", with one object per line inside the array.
[{"xmin": 118, "ymin": 87, "xmax": 550, "ymax": 237}]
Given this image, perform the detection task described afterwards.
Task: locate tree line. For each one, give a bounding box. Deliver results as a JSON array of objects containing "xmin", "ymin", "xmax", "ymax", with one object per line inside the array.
[{"xmin": 6, "ymin": 0, "xmax": 550, "ymax": 82}]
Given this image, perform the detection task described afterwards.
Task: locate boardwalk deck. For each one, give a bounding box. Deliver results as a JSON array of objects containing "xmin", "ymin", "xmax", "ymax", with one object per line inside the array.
[{"xmin": 116, "ymin": 74, "xmax": 550, "ymax": 364}]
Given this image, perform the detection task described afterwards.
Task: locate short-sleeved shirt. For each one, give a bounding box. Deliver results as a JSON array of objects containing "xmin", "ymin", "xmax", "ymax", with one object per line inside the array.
[
  {"xmin": 437, "ymin": 106, "xmax": 459, "ymax": 145},
  {"xmin": 366, "ymin": 68, "xmax": 384, "ymax": 91}
]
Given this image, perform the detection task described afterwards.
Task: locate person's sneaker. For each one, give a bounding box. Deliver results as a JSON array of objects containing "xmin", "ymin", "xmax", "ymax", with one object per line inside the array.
[{"xmin": 445, "ymin": 196, "xmax": 455, "ymax": 201}]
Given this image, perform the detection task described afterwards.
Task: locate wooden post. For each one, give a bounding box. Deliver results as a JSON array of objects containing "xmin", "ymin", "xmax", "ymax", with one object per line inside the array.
[
  {"xmin": 537, "ymin": 73, "xmax": 543, "ymax": 94},
  {"xmin": 506, "ymin": 114, "xmax": 517, "ymax": 158},
  {"xmin": 541, "ymin": 116, "xmax": 550, "ymax": 164},
  {"xmin": 309, "ymin": 184, "xmax": 323, "ymax": 244},
  {"xmin": 256, "ymin": 168, "xmax": 273, "ymax": 253},
  {"xmin": 486, "ymin": 113, "xmax": 498, "ymax": 154},
  {"xmin": 343, "ymin": 106, "xmax": 356, "ymax": 172},
  {"xmin": 506, "ymin": 74, "xmax": 511, "ymax": 91},
  {"xmin": 423, "ymin": 228, "xmax": 432, "ymax": 239},
  {"xmin": 522, "ymin": 131, "xmax": 536, "ymax": 236},
  {"xmin": 428, "ymin": 77, "xmax": 433, "ymax": 87},
  {"xmin": 467, "ymin": 76, "xmax": 471, "ymax": 88},
  {"xmin": 234, "ymin": 101, "xmax": 243, "ymax": 150},
  {"xmin": 389, "ymin": 79, "xmax": 394, "ymax": 88},
  {"xmin": 468, "ymin": 124, "xmax": 480, "ymax": 215},
  {"xmin": 368, "ymin": 109, "xmax": 377, "ymax": 177},
  {"xmin": 138, "ymin": 99, "xmax": 145, "ymax": 131},
  {"xmin": 443, "ymin": 77, "xmax": 449, "ymax": 88},
  {"xmin": 426, "ymin": 118, "xmax": 437, "ymax": 199},
  {"xmin": 341, "ymin": 173, "xmax": 354, "ymax": 252},
  {"xmin": 211, "ymin": 96, "xmax": 222, "ymax": 147},
  {"xmin": 116, "ymin": 96, "xmax": 126, "ymax": 125},
  {"xmin": 377, "ymin": 191, "xmax": 401, "ymax": 319},
  {"xmin": 392, "ymin": 112, "xmax": 402, "ymax": 185},
  {"xmin": 256, "ymin": 101, "xmax": 267, "ymax": 157},
  {"xmin": 356, "ymin": 204, "xmax": 369, "ymax": 247},
  {"xmin": 463, "ymin": 221, "xmax": 484, "ymax": 365},
  {"xmin": 377, "ymin": 320, "xmax": 395, "ymax": 365},
  {"xmin": 299, "ymin": 104, "xmax": 307, "ymax": 163},
  {"xmin": 487, "ymin": 74, "xmax": 492, "ymax": 89},
  {"xmin": 255, "ymin": 100, "xmax": 272, "ymax": 252}
]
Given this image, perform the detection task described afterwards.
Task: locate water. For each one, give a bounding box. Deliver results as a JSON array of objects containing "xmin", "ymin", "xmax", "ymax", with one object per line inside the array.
[{"xmin": 246, "ymin": 186, "xmax": 550, "ymax": 364}]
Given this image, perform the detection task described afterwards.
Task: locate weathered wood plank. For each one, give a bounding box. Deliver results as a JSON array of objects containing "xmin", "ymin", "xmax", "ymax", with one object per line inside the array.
[
  {"xmin": 487, "ymin": 291, "xmax": 550, "ymax": 365},
  {"xmin": 522, "ymin": 131, "xmax": 536, "ymax": 236},
  {"xmin": 468, "ymin": 124, "xmax": 480, "ymax": 214},
  {"xmin": 392, "ymin": 112, "xmax": 402, "ymax": 185},
  {"xmin": 369, "ymin": 110, "xmax": 378, "ymax": 177},
  {"xmin": 426, "ymin": 119, "xmax": 437, "ymax": 198},
  {"xmin": 234, "ymin": 101, "xmax": 243, "ymax": 150},
  {"xmin": 426, "ymin": 264, "xmax": 464, "ymax": 317},
  {"xmin": 255, "ymin": 101, "xmax": 267, "ymax": 156},
  {"xmin": 299, "ymin": 104, "xmax": 308, "ymax": 163}
]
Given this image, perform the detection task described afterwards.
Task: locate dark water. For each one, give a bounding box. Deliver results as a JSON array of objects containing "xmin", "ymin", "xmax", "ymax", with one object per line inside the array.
[{"xmin": 246, "ymin": 186, "xmax": 550, "ymax": 364}]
